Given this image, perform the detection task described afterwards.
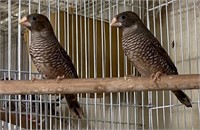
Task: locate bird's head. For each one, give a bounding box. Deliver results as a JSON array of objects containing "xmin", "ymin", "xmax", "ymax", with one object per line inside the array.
[
  {"xmin": 110, "ymin": 11, "xmax": 142, "ymax": 28},
  {"xmin": 19, "ymin": 13, "xmax": 53, "ymax": 32}
]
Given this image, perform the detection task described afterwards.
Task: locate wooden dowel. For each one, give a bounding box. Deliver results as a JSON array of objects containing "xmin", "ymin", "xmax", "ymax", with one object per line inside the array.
[{"xmin": 0, "ymin": 74, "xmax": 199, "ymax": 95}]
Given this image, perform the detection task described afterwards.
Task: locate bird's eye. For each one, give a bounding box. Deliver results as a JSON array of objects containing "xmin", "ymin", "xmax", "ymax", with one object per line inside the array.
[
  {"xmin": 32, "ymin": 17, "xmax": 37, "ymax": 21},
  {"xmin": 121, "ymin": 15, "xmax": 126, "ymax": 19}
]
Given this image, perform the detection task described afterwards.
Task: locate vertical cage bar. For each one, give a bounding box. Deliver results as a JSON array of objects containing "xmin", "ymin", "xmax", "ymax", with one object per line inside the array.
[
  {"xmin": 38, "ymin": 2, "xmax": 41, "ymax": 129},
  {"xmin": 44, "ymin": 96, "xmax": 48, "ymax": 130},
  {"xmin": 71, "ymin": 4, "xmax": 74, "ymax": 63},
  {"xmin": 193, "ymin": 0, "xmax": 198, "ymax": 73},
  {"xmin": 92, "ymin": 0, "xmax": 97, "ymax": 129},
  {"xmin": 93, "ymin": 0, "xmax": 97, "ymax": 78},
  {"xmin": 57, "ymin": 1, "xmax": 61, "ymax": 129},
  {"xmin": 158, "ymin": 0, "xmax": 163, "ymax": 46},
  {"xmin": 123, "ymin": 2, "xmax": 130, "ymax": 129},
  {"xmin": 146, "ymin": 0, "xmax": 153, "ymax": 129},
  {"xmin": 57, "ymin": 0, "xmax": 60, "ymax": 42},
  {"xmin": 7, "ymin": 0, "xmax": 11, "ymax": 81},
  {"xmin": 110, "ymin": 92, "xmax": 114, "ymax": 130},
  {"xmin": 109, "ymin": 1, "xmax": 114, "ymax": 127},
  {"xmin": 171, "ymin": 0, "xmax": 177, "ymax": 128},
  {"xmin": 8, "ymin": 95, "xmax": 11, "ymax": 130},
  {"xmin": 86, "ymin": 93, "xmax": 89, "ymax": 130},
  {"xmin": 126, "ymin": 91, "xmax": 129, "ymax": 130},
  {"xmin": 115, "ymin": 2, "xmax": 121, "ymax": 128},
  {"xmin": 28, "ymin": 0, "xmax": 32, "ymax": 80},
  {"xmin": 63, "ymin": 0, "xmax": 66, "ymax": 50},
  {"xmin": 34, "ymin": 95, "xmax": 39, "ymax": 130},
  {"xmin": 179, "ymin": 0, "xmax": 184, "ymax": 74},
  {"xmin": 83, "ymin": 1, "xmax": 89, "ymax": 129},
  {"xmin": 46, "ymin": 2, "xmax": 52, "ymax": 129},
  {"xmin": 134, "ymin": 91, "xmax": 137, "ymax": 129},
  {"xmin": 49, "ymin": 94, "xmax": 52, "ymax": 130},
  {"xmin": 75, "ymin": 0, "xmax": 79, "ymax": 75},
  {"xmin": 158, "ymin": 0, "xmax": 166, "ymax": 129},
  {"xmin": 39, "ymin": 95, "xmax": 42, "ymax": 129},
  {"xmin": 25, "ymin": 95, "xmax": 28, "ymax": 129},
  {"xmin": 18, "ymin": 0, "xmax": 22, "ymax": 128},
  {"xmin": 152, "ymin": 1, "xmax": 160, "ymax": 128},
  {"xmin": 153, "ymin": 0, "xmax": 156, "ymax": 37},
  {"xmin": 48, "ymin": 0, "xmax": 51, "ymax": 19},
  {"xmin": 38, "ymin": 0, "xmax": 40, "ymax": 13},
  {"xmin": 87, "ymin": 1, "xmax": 90, "ymax": 79},
  {"xmin": 186, "ymin": 0, "xmax": 191, "ymax": 74},
  {"xmin": 123, "ymin": 0, "xmax": 128, "ymax": 76},
  {"xmin": 79, "ymin": 0, "xmax": 83, "ymax": 78},
  {"xmin": 118, "ymin": 92, "xmax": 121, "ymax": 130},
  {"xmin": 94, "ymin": 93, "xmax": 97, "ymax": 130},
  {"xmin": 29, "ymin": 95, "xmax": 33, "ymax": 129},
  {"xmin": 7, "ymin": 0, "xmax": 12, "ymax": 129},
  {"xmin": 3, "ymin": 74, "xmax": 8, "ymax": 129},
  {"xmin": 101, "ymin": 0, "xmax": 105, "ymax": 78},
  {"xmin": 59, "ymin": 94, "xmax": 62, "ymax": 130},
  {"xmin": 66, "ymin": 0, "xmax": 70, "ymax": 54},
  {"xmin": 165, "ymin": 2, "xmax": 170, "ymax": 55},
  {"xmin": 116, "ymin": 1, "xmax": 121, "ymax": 130},
  {"xmin": 77, "ymin": 93, "xmax": 81, "ymax": 130},
  {"xmin": 75, "ymin": 1, "xmax": 80, "ymax": 129},
  {"xmin": 54, "ymin": 2, "xmax": 57, "ymax": 38},
  {"xmin": 116, "ymin": 0, "xmax": 120, "ymax": 78},
  {"xmin": 184, "ymin": 1, "xmax": 189, "ymax": 129},
  {"xmin": 84, "ymin": 0, "xmax": 88, "ymax": 79},
  {"xmin": 177, "ymin": 0, "xmax": 182, "ymax": 128},
  {"xmin": 140, "ymin": 1, "xmax": 144, "ymax": 130},
  {"xmin": 109, "ymin": 0, "xmax": 112, "ymax": 78},
  {"xmin": 102, "ymin": 93, "xmax": 106, "ymax": 130},
  {"xmin": 18, "ymin": 0, "xmax": 21, "ymax": 82},
  {"xmin": 129, "ymin": 10, "xmax": 134, "ymax": 97}
]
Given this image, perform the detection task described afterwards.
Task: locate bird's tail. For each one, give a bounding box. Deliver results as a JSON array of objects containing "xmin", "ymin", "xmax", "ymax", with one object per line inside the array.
[
  {"xmin": 65, "ymin": 94, "xmax": 84, "ymax": 119},
  {"xmin": 172, "ymin": 90, "xmax": 192, "ymax": 107}
]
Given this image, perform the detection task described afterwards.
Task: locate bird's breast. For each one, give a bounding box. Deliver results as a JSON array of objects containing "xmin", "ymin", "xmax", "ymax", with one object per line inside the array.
[
  {"xmin": 29, "ymin": 44, "xmax": 64, "ymax": 78},
  {"xmin": 122, "ymin": 34, "xmax": 161, "ymax": 76}
]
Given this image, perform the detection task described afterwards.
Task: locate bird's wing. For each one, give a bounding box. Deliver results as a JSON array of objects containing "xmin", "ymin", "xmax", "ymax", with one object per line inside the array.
[
  {"xmin": 151, "ymin": 42, "xmax": 178, "ymax": 74},
  {"xmin": 57, "ymin": 44, "xmax": 78, "ymax": 78}
]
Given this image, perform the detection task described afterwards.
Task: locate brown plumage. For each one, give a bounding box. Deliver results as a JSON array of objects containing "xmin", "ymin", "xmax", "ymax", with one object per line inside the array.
[
  {"xmin": 110, "ymin": 11, "xmax": 192, "ymax": 107},
  {"xmin": 19, "ymin": 13, "xmax": 84, "ymax": 118}
]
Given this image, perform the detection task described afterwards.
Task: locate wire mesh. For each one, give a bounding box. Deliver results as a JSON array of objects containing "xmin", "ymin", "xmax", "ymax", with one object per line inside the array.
[{"xmin": 0, "ymin": 0, "xmax": 199, "ymax": 129}]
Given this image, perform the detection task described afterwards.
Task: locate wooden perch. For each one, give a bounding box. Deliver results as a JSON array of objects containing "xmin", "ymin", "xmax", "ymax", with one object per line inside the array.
[{"xmin": 0, "ymin": 74, "xmax": 199, "ymax": 95}]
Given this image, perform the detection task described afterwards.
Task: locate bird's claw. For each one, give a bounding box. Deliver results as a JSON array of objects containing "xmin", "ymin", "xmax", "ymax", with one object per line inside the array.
[
  {"xmin": 31, "ymin": 77, "xmax": 37, "ymax": 82},
  {"xmin": 56, "ymin": 75, "xmax": 65, "ymax": 83},
  {"xmin": 150, "ymin": 71, "xmax": 162, "ymax": 82}
]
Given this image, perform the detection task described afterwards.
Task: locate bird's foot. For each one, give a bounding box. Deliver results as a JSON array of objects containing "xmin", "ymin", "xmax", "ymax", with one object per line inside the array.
[
  {"xmin": 150, "ymin": 71, "xmax": 162, "ymax": 82},
  {"xmin": 31, "ymin": 77, "xmax": 37, "ymax": 82},
  {"xmin": 124, "ymin": 75, "xmax": 131, "ymax": 80},
  {"xmin": 56, "ymin": 75, "xmax": 65, "ymax": 83}
]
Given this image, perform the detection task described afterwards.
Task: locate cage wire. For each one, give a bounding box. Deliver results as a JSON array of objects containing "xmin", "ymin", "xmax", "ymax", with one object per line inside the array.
[{"xmin": 0, "ymin": 0, "xmax": 200, "ymax": 129}]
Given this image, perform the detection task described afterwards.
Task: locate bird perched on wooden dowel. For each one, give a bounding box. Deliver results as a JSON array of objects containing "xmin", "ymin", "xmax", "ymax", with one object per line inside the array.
[
  {"xmin": 19, "ymin": 13, "xmax": 84, "ymax": 118},
  {"xmin": 110, "ymin": 11, "xmax": 192, "ymax": 107}
]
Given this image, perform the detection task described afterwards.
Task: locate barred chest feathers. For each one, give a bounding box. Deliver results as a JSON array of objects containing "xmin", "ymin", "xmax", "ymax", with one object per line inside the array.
[
  {"xmin": 121, "ymin": 25, "xmax": 160, "ymax": 76},
  {"xmin": 29, "ymin": 37, "xmax": 65, "ymax": 79}
]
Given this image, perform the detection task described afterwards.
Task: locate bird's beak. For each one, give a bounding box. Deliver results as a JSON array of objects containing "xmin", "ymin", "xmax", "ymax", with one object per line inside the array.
[
  {"xmin": 19, "ymin": 16, "xmax": 31, "ymax": 27},
  {"xmin": 110, "ymin": 17, "xmax": 122, "ymax": 27}
]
